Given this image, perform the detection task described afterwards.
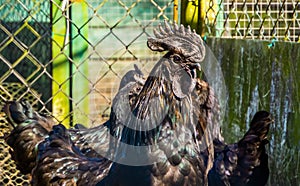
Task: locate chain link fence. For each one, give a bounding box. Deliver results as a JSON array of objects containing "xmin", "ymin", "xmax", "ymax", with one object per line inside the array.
[
  {"xmin": 0, "ymin": 0, "xmax": 299, "ymax": 126},
  {"xmin": 0, "ymin": 0, "xmax": 299, "ymax": 185}
]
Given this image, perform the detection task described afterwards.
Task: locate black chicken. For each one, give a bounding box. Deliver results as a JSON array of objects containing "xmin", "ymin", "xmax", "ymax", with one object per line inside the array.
[
  {"xmin": 208, "ymin": 111, "xmax": 272, "ymax": 186},
  {"xmin": 3, "ymin": 21, "xmax": 273, "ymax": 186}
]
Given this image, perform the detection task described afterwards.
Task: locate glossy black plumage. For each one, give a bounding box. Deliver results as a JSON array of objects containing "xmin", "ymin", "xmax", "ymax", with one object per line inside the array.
[{"xmin": 3, "ymin": 21, "xmax": 272, "ymax": 186}]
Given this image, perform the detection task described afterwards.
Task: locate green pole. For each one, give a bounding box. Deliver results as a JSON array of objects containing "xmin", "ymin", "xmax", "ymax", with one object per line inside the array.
[
  {"xmin": 71, "ymin": 2, "xmax": 89, "ymax": 126},
  {"xmin": 51, "ymin": 1, "xmax": 89, "ymax": 127},
  {"xmin": 52, "ymin": 0, "xmax": 71, "ymax": 126}
]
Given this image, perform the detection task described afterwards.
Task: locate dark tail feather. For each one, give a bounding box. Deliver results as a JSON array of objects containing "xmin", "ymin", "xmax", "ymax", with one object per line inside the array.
[
  {"xmin": 3, "ymin": 101, "xmax": 55, "ymax": 174},
  {"xmin": 3, "ymin": 100, "xmax": 55, "ymax": 130},
  {"xmin": 32, "ymin": 124, "xmax": 111, "ymax": 185},
  {"xmin": 239, "ymin": 111, "xmax": 273, "ymax": 151},
  {"xmin": 244, "ymin": 111, "xmax": 272, "ymax": 142},
  {"xmin": 3, "ymin": 100, "xmax": 32, "ymax": 128},
  {"xmin": 235, "ymin": 111, "xmax": 273, "ymax": 185}
]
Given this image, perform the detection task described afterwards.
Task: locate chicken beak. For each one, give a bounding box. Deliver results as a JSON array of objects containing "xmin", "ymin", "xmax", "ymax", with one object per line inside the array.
[
  {"xmin": 189, "ymin": 63, "xmax": 201, "ymax": 79},
  {"xmin": 195, "ymin": 63, "xmax": 201, "ymax": 72}
]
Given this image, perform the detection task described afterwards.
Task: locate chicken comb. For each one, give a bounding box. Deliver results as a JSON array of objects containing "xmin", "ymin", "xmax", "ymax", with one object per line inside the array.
[{"xmin": 147, "ymin": 20, "xmax": 206, "ymax": 63}]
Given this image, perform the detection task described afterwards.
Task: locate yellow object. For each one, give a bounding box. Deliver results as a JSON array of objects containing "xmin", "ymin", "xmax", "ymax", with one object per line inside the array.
[
  {"xmin": 174, "ymin": 0, "xmax": 179, "ymax": 23},
  {"xmin": 181, "ymin": 0, "xmax": 220, "ymax": 35},
  {"xmin": 71, "ymin": 0, "xmax": 85, "ymax": 3}
]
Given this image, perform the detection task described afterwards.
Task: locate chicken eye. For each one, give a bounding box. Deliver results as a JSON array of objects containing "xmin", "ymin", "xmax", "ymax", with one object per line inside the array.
[{"xmin": 172, "ymin": 54, "xmax": 182, "ymax": 63}]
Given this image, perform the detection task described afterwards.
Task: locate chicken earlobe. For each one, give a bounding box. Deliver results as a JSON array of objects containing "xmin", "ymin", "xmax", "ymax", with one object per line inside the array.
[{"xmin": 172, "ymin": 67, "xmax": 197, "ymax": 99}]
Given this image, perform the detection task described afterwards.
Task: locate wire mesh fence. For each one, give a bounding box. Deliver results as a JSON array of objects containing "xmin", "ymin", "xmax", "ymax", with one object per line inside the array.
[
  {"xmin": 0, "ymin": 0, "xmax": 299, "ymax": 185},
  {"xmin": 182, "ymin": 0, "xmax": 300, "ymax": 41},
  {"xmin": 219, "ymin": 0, "xmax": 299, "ymax": 41},
  {"xmin": 1, "ymin": 0, "xmax": 299, "ymax": 126}
]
